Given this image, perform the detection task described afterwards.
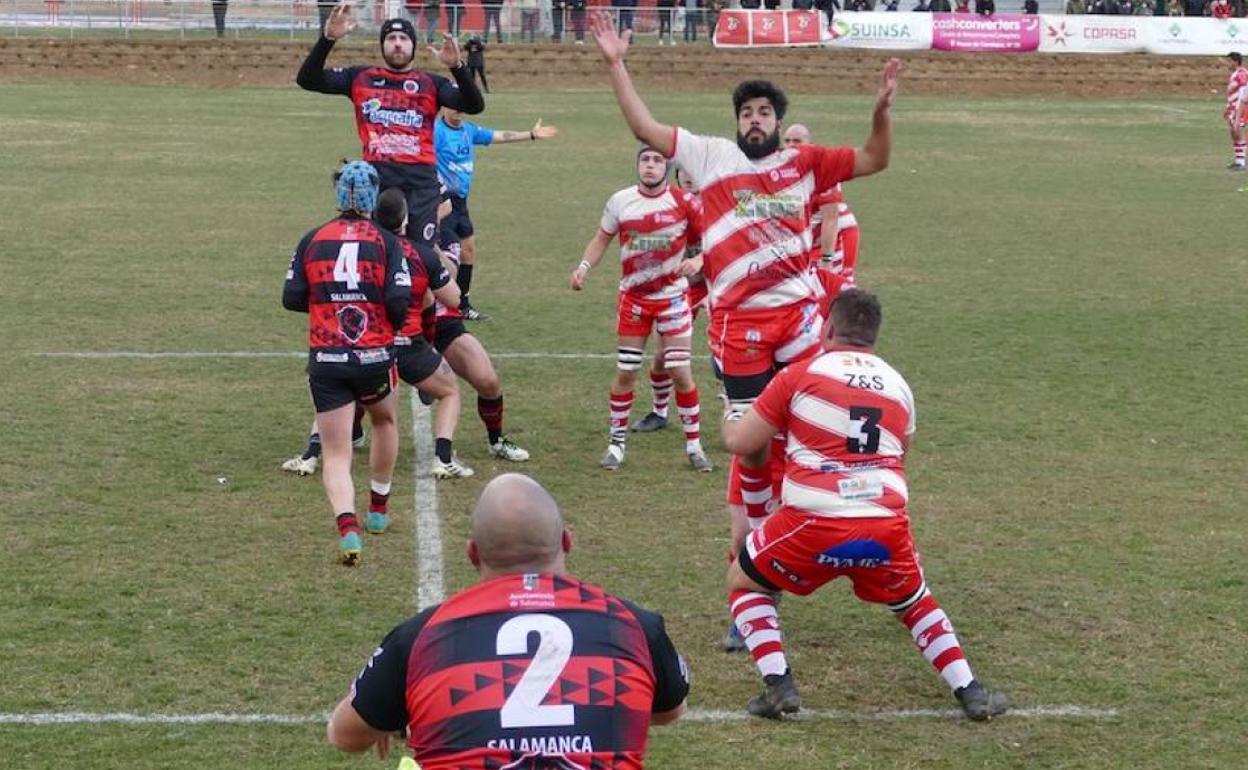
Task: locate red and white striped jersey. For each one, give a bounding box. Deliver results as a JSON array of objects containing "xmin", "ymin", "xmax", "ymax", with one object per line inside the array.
[
  {"xmin": 809, "ymin": 184, "xmax": 859, "ymax": 268},
  {"xmin": 671, "ymin": 127, "xmax": 856, "ymax": 312},
  {"xmin": 1227, "ymin": 66, "xmax": 1248, "ymax": 115},
  {"xmin": 752, "ymin": 347, "xmax": 915, "ymax": 519},
  {"xmin": 600, "ymin": 184, "xmax": 702, "ymax": 300}
]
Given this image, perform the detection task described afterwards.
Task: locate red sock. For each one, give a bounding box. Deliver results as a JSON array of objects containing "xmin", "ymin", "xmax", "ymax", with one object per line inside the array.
[
  {"xmin": 730, "ymin": 589, "xmax": 787, "ymax": 677},
  {"xmin": 477, "ymin": 395, "xmax": 504, "ymax": 445},
  {"xmin": 369, "ymin": 480, "xmax": 391, "ymax": 515},
  {"xmin": 895, "ymin": 588, "xmax": 974, "ymax": 691},
  {"xmin": 609, "ymin": 390, "xmax": 633, "ymax": 445},
  {"xmin": 738, "ymin": 466, "xmax": 772, "ymax": 527},
  {"xmin": 336, "ymin": 512, "xmax": 360, "ymax": 537},
  {"xmin": 675, "ymin": 387, "xmax": 701, "ymax": 452}
]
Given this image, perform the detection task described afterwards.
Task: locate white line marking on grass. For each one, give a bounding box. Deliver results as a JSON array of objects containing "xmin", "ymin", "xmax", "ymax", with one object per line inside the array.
[
  {"xmin": 34, "ymin": 351, "xmax": 615, "ymax": 360},
  {"xmin": 410, "ymin": 389, "xmax": 444, "ymax": 611},
  {"xmin": 0, "ymin": 705, "xmax": 1117, "ymax": 726}
]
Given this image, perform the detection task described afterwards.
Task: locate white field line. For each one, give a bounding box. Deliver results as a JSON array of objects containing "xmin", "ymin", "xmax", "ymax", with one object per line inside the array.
[
  {"xmin": 33, "ymin": 351, "xmax": 615, "ymax": 360},
  {"xmin": 410, "ymin": 389, "xmax": 445, "ymax": 612},
  {"xmin": 0, "ymin": 705, "xmax": 1118, "ymax": 726}
]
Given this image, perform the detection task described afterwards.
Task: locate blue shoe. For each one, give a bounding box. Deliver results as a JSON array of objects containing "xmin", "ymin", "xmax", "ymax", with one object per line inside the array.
[
  {"xmin": 338, "ymin": 532, "xmax": 362, "ymax": 566},
  {"xmin": 365, "ymin": 511, "xmax": 391, "ymax": 535},
  {"xmin": 722, "ymin": 622, "xmax": 747, "ymax": 653}
]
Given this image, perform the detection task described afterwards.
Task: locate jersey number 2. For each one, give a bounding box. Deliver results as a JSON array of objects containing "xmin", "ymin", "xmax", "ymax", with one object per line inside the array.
[
  {"xmin": 333, "ymin": 243, "xmax": 361, "ymax": 289},
  {"xmin": 496, "ymin": 614, "xmax": 576, "ymax": 729}
]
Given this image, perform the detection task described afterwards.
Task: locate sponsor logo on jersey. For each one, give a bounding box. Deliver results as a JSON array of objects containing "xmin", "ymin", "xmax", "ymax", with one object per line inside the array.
[
  {"xmin": 732, "ymin": 190, "xmax": 802, "ymax": 219},
  {"xmin": 626, "ymin": 231, "xmax": 676, "ymax": 252},
  {"xmin": 361, "ymin": 98, "xmax": 425, "ymax": 128},
  {"xmin": 316, "ymin": 351, "xmax": 349, "ymax": 363},
  {"xmin": 815, "ymin": 538, "xmax": 892, "ymax": 568}
]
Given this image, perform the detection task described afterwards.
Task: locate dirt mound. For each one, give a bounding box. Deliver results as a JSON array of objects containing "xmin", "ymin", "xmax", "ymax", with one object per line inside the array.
[{"xmin": 0, "ymin": 37, "xmax": 1222, "ymax": 98}]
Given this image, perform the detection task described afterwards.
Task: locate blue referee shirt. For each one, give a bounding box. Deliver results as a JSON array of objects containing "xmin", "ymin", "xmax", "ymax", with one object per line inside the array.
[{"xmin": 434, "ymin": 116, "xmax": 495, "ymax": 200}]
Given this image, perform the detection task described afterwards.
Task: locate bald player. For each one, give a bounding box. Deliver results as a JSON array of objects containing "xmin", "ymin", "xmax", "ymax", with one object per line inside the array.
[{"xmin": 328, "ymin": 474, "xmax": 690, "ymax": 769}]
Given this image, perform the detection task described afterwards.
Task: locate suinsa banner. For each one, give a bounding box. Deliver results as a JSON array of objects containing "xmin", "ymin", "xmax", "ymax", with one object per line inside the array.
[
  {"xmin": 1037, "ymin": 15, "xmax": 1147, "ymax": 54},
  {"xmin": 826, "ymin": 12, "xmax": 933, "ymax": 51},
  {"xmin": 931, "ymin": 13, "xmax": 1042, "ymax": 53},
  {"xmin": 711, "ymin": 10, "xmax": 1244, "ymax": 56}
]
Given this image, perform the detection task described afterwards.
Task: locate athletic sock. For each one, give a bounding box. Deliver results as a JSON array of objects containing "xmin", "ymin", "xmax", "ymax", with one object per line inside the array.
[
  {"xmin": 739, "ymin": 467, "xmax": 773, "ymax": 527},
  {"xmin": 477, "ymin": 395, "xmax": 504, "ymax": 445},
  {"xmin": 369, "ymin": 480, "xmax": 391, "ymax": 515},
  {"xmin": 649, "ymin": 371, "xmax": 673, "ymax": 419},
  {"xmin": 336, "ymin": 512, "xmax": 361, "ymax": 537},
  {"xmin": 675, "ymin": 387, "xmax": 702, "ymax": 453},
  {"xmin": 730, "ymin": 589, "xmax": 787, "ymax": 677},
  {"xmin": 435, "ymin": 438, "xmax": 453, "ymax": 464},
  {"xmin": 609, "ymin": 390, "xmax": 634, "ymax": 446},
  {"xmin": 893, "ymin": 586, "xmax": 975, "ymax": 692},
  {"xmin": 302, "ymin": 432, "xmax": 322, "ymax": 461},
  {"xmin": 1235, "ymin": 141, "xmax": 1246, "ymax": 166},
  {"xmin": 457, "ymin": 264, "xmax": 474, "ymax": 305}
]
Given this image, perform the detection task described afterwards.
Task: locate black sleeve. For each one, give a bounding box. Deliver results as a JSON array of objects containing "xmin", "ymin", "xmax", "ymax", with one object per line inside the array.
[
  {"xmin": 296, "ymin": 36, "xmax": 356, "ymax": 95},
  {"xmin": 382, "ymin": 230, "xmax": 413, "ymax": 331},
  {"xmin": 622, "ymin": 601, "xmax": 690, "ymax": 713},
  {"xmin": 281, "ymin": 230, "xmax": 316, "ymax": 313},
  {"xmin": 415, "ymin": 241, "xmax": 452, "ymax": 290},
  {"xmin": 437, "ymin": 68, "xmax": 485, "ymax": 115},
  {"xmin": 350, "ymin": 606, "xmax": 438, "ymax": 733}
]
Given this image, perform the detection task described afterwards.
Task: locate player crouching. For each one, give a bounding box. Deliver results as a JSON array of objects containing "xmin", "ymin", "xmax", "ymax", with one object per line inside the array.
[{"xmin": 571, "ymin": 146, "xmax": 712, "ymax": 472}]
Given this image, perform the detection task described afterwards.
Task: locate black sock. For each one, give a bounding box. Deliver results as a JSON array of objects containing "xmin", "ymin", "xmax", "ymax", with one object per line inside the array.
[
  {"xmin": 435, "ymin": 438, "xmax": 453, "ymax": 464},
  {"xmin": 457, "ymin": 263, "xmax": 474, "ymax": 306},
  {"xmin": 303, "ymin": 432, "xmax": 322, "ymax": 460}
]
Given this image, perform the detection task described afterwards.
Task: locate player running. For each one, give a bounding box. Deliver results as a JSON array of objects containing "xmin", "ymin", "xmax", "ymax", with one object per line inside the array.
[
  {"xmin": 296, "ymin": 3, "xmax": 484, "ymax": 246},
  {"xmin": 435, "ymin": 108, "xmax": 559, "ymax": 320},
  {"xmin": 282, "ymin": 161, "xmax": 411, "ymax": 566},
  {"xmin": 721, "ymin": 289, "xmax": 1009, "ymax": 721},
  {"xmin": 570, "ymin": 146, "xmax": 712, "ymax": 472},
  {"xmin": 1223, "ymin": 52, "xmax": 1247, "ymax": 171},
  {"xmin": 591, "ymin": 9, "xmax": 899, "ymax": 537},
  {"xmin": 783, "ymin": 123, "xmax": 861, "ymax": 313}
]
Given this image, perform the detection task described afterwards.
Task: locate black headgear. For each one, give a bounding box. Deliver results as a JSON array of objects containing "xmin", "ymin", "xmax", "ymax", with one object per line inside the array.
[{"xmin": 379, "ymin": 18, "xmax": 417, "ymax": 48}]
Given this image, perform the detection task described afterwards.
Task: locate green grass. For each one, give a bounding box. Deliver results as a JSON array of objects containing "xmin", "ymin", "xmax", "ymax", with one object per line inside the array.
[{"xmin": 1, "ymin": 81, "xmax": 1246, "ymax": 769}]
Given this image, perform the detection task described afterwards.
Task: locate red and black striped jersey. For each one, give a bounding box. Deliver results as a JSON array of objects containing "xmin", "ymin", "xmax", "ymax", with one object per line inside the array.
[
  {"xmin": 397, "ymin": 236, "xmax": 452, "ymax": 340},
  {"xmin": 283, "ymin": 215, "xmax": 411, "ymax": 353},
  {"xmin": 349, "ymin": 574, "xmax": 689, "ymax": 770}
]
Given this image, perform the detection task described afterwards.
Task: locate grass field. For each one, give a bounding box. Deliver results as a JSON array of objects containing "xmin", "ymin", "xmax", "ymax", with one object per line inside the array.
[{"xmin": 2, "ymin": 80, "xmax": 1246, "ymax": 769}]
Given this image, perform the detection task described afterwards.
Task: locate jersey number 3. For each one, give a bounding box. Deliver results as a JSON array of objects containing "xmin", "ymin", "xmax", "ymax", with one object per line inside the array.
[{"xmin": 496, "ymin": 614, "xmax": 576, "ymax": 729}]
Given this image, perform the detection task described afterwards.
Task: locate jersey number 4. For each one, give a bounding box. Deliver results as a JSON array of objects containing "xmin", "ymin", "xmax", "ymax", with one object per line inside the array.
[
  {"xmin": 333, "ymin": 243, "xmax": 362, "ymax": 289},
  {"xmin": 496, "ymin": 614, "xmax": 576, "ymax": 729}
]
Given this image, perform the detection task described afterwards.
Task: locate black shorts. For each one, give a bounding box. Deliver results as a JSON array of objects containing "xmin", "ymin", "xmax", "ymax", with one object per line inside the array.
[
  {"xmin": 374, "ymin": 163, "xmax": 441, "ymax": 248},
  {"xmin": 306, "ymin": 350, "xmax": 396, "ymax": 413},
  {"xmin": 433, "ymin": 317, "xmax": 469, "ymax": 354},
  {"xmin": 441, "ymin": 194, "xmax": 474, "ymax": 244},
  {"xmin": 394, "ymin": 336, "xmax": 444, "ymax": 385}
]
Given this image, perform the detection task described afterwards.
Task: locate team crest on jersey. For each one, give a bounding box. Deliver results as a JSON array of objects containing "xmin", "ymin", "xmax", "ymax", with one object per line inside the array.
[
  {"xmin": 403, "ymin": 79, "xmax": 419, "ymax": 94},
  {"xmin": 498, "ymin": 752, "xmax": 587, "ymax": 770},
  {"xmin": 338, "ymin": 305, "xmax": 369, "ymax": 344}
]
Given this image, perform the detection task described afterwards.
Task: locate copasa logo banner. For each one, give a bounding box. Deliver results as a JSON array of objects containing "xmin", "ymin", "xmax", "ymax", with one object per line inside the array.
[
  {"xmin": 826, "ymin": 11, "xmax": 933, "ymax": 50},
  {"xmin": 931, "ymin": 12, "xmax": 1041, "ymax": 52},
  {"xmin": 1038, "ymin": 15, "xmax": 1145, "ymax": 53}
]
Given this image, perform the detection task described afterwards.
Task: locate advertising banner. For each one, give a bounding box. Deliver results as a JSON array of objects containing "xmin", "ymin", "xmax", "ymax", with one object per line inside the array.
[
  {"xmin": 1037, "ymin": 14, "xmax": 1147, "ymax": 54},
  {"xmin": 1146, "ymin": 16, "xmax": 1248, "ymax": 56},
  {"xmin": 712, "ymin": 9, "xmax": 830, "ymax": 48},
  {"xmin": 825, "ymin": 11, "xmax": 933, "ymax": 51},
  {"xmin": 930, "ymin": 13, "xmax": 1041, "ymax": 53}
]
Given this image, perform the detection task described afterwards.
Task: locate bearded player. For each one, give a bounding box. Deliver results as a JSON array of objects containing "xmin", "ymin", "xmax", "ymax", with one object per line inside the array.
[{"xmin": 570, "ymin": 146, "xmax": 712, "ymax": 473}]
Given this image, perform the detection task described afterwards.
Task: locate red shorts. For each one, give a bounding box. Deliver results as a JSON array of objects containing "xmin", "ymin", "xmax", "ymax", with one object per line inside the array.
[
  {"xmin": 707, "ymin": 302, "xmax": 823, "ymax": 379},
  {"xmin": 742, "ymin": 507, "xmax": 923, "ymax": 603},
  {"xmin": 686, "ymin": 281, "xmax": 709, "ymax": 320},
  {"xmin": 1228, "ymin": 106, "xmax": 1248, "ymax": 129},
  {"xmin": 616, "ymin": 293, "xmax": 693, "ymax": 339}
]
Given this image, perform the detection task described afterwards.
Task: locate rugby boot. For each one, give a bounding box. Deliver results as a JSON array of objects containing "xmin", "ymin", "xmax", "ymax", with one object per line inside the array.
[
  {"xmin": 955, "ymin": 680, "xmax": 1009, "ymax": 721},
  {"xmin": 599, "ymin": 443, "xmax": 625, "ymax": 471},
  {"xmin": 338, "ymin": 532, "xmax": 362, "ymax": 567},
  {"xmin": 281, "ymin": 455, "xmax": 318, "ymax": 476},
  {"xmin": 746, "ymin": 671, "xmax": 801, "ymax": 719},
  {"xmin": 631, "ymin": 411, "xmax": 668, "ymax": 433},
  {"xmin": 432, "ymin": 457, "xmax": 476, "ymax": 479},
  {"xmin": 489, "ymin": 435, "xmax": 531, "ymax": 462},
  {"xmin": 721, "ymin": 622, "xmax": 747, "ymax": 653},
  {"xmin": 365, "ymin": 511, "xmax": 392, "ymax": 535},
  {"xmin": 688, "ymin": 449, "xmax": 714, "ymax": 473}
]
